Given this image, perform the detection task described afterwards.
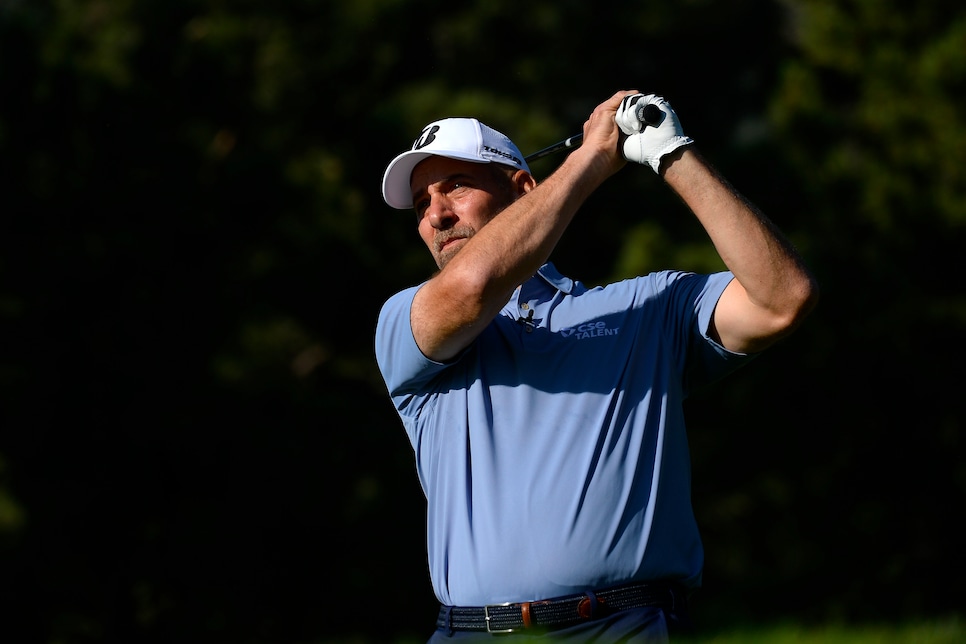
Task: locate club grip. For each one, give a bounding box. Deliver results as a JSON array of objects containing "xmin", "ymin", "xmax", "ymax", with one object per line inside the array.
[{"xmin": 638, "ymin": 103, "xmax": 663, "ymax": 127}]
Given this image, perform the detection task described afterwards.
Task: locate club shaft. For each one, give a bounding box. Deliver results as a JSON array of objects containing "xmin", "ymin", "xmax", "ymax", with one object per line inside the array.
[
  {"xmin": 525, "ymin": 134, "xmax": 583, "ymax": 163},
  {"xmin": 525, "ymin": 103, "xmax": 664, "ymax": 164}
]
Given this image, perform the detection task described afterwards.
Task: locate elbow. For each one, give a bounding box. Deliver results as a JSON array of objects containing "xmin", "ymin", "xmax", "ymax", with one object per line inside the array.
[
  {"xmin": 774, "ymin": 274, "xmax": 820, "ymax": 335},
  {"xmin": 430, "ymin": 260, "xmax": 512, "ymax": 332},
  {"xmin": 446, "ymin": 262, "xmax": 494, "ymax": 313},
  {"xmin": 713, "ymin": 273, "xmax": 819, "ymax": 354},
  {"xmin": 794, "ymin": 273, "xmax": 821, "ymax": 323}
]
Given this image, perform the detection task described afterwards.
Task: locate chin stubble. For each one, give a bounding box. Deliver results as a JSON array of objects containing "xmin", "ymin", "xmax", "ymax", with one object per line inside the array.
[{"xmin": 433, "ymin": 225, "xmax": 476, "ymax": 267}]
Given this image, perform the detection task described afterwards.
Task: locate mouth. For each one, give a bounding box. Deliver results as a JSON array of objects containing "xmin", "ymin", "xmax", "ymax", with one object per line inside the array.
[
  {"xmin": 436, "ymin": 235, "xmax": 466, "ymax": 254},
  {"xmin": 433, "ymin": 225, "xmax": 476, "ymax": 261}
]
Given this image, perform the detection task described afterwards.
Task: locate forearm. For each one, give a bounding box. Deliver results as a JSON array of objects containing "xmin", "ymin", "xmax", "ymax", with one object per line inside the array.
[
  {"xmin": 470, "ymin": 158, "xmax": 599, "ymax": 279},
  {"xmin": 413, "ymin": 148, "xmax": 613, "ymax": 361}
]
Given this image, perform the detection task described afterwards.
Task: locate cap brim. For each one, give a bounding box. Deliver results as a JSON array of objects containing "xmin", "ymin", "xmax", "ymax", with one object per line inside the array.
[{"xmin": 381, "ymin": 148, "xmax": 490, "ymax": 210}]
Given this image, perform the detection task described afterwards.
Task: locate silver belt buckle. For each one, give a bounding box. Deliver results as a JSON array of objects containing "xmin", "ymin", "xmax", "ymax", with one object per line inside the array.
[{"xmin": 484, "ymin": 602, "xmax": 517, "ymax": 633}]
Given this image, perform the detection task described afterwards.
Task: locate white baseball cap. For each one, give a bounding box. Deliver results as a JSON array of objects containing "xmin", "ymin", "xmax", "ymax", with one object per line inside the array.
[{"xmin": 381, "ymin": 117, "xmax": 530, "ymax": 210}]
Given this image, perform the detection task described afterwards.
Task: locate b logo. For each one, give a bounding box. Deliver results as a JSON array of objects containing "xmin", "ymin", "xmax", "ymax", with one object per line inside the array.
[{"xmin": 413, "ymin": 125, "xmax": 440, "ymax": 151}]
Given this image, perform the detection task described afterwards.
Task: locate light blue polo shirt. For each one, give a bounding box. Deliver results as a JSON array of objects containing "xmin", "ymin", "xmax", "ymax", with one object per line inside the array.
[{"xmin": 375, "ymin": 263, "xmax": 753, "ymax": 607}]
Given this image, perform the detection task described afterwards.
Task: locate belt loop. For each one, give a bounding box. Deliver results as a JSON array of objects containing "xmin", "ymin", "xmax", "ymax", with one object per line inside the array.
[
  {"xmin": 578, "ymin": 590, "xmax": 599, "ymax": 619},
  {"xmin": 441, "ymin": 606, "xmax": 454, "ymax": 635},
  {"xmin": 521, "ymin": 601, "xmax": 533, "ymax": 628}
]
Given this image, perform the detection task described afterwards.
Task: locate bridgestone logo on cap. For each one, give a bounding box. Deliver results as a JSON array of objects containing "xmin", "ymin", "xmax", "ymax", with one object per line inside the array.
[{"xmin": 413, "ymin": 125, "xmax": 440, "ymax": 151}]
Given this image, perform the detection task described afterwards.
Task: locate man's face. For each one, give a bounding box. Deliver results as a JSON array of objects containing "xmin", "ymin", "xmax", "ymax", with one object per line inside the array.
[{"xmin": 410, "ymin": 157, "xmax": 521, "ymax": 269}]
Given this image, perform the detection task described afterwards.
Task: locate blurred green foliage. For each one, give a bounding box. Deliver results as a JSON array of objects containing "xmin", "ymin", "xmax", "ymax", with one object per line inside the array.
[{"xmin": 0, "ymin": 0, "xmax": 963, "ymax": 642}]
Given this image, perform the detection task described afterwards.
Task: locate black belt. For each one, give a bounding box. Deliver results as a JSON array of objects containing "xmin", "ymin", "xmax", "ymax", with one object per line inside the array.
[{"xmin": 435, "ymin": 581, "xmax": 686, "ymax": 633}]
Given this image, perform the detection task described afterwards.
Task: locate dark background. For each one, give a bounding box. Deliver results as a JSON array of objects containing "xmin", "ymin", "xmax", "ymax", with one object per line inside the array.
[{"xmin": 1, "ymin": 0, "xmax": 964, "ymax": 642}]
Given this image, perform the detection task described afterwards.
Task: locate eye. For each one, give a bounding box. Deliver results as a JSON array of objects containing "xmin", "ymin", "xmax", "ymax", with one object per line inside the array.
[{"xmin": 413, "ymin": 197, "xmax": 430, "ymax": 219}]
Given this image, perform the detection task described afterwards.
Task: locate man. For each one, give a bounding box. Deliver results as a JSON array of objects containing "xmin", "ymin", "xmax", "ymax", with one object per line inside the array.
[{"xmin": 375, "ymin": 90, "xmax": 818, "ymax": 642}]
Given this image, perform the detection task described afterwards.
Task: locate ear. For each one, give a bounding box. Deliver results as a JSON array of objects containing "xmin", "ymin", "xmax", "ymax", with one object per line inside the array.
[{"xmin": 512, "ymin": 170, "xmax": 537, "ymax": 196}]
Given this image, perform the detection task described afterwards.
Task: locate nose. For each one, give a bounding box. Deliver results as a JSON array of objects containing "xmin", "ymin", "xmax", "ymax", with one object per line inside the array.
[{"xmin": 425, "ymin": 194, "xmax": 457, "ymax": 230}]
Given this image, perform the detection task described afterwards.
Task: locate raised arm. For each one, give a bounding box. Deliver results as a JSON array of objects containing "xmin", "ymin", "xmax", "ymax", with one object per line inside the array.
[
  {"xmin": 410, "ymin": 92, "xmax": 632, "ymax": 362},
  {"xmin": 617, "ymin": 93, "xmax": 818, "ymax": 354},
  {"xmin": 662, "ymin": 148, "xmax": 819, "ymax": 353}
]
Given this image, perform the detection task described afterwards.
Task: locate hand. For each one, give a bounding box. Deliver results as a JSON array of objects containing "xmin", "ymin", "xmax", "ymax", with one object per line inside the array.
[
  {"xmin": 616, "ymin": 94, "xmax": 693, "ymax": 173},
  {"xmin": 575, "ymin": 90, "xmax": 639, "ymax": 180}
]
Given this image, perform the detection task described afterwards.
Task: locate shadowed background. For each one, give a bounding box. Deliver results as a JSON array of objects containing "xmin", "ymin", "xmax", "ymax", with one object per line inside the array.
[{"xmin": 1, "ymin": 0, "xmax": 964, "ymax": 641}]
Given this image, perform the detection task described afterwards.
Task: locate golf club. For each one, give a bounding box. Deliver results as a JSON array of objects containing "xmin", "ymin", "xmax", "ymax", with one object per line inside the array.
[{"xmin": 525, "ymin": 103, "xmax": 664, "ymax": 164}]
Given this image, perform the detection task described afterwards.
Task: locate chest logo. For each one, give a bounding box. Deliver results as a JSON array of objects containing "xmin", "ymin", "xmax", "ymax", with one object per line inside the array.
[{"xmin": 560, "ymin": 321, "xmax": 619, "ymax": 339}]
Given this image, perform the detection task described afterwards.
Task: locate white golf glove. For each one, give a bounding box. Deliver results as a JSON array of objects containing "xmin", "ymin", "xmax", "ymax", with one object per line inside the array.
[{"xmin": 616, "ymin": 94, "xmax": 693, "ymax": 173}]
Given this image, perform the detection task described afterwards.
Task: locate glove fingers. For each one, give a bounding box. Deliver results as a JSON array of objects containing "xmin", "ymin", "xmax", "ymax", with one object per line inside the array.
[
  {"xmin": 622, "ymin": 94, "xmax": 642, "ymax": 110},
  {"xmin": 617, "ymin": 93, "xmax": 665, "ymax": 134},
  {"xmin": 616, "ymin": 94, "xmax": 644, "ymax": 135}
]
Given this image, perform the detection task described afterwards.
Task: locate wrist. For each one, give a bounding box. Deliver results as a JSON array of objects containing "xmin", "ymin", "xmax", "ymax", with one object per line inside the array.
[
  {"xmin": 657, "ymin": 143, "xmax": 694, "ymax": 177},
  {"xmin": 560, "ymin": 143, "xmax": 623, "ymax": 189}
]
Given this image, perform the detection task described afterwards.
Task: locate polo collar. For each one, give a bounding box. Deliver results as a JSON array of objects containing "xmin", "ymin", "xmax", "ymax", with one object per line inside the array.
[{"xmin": 535, "ymin": 262, "xmax": 574, "ymax": 294}]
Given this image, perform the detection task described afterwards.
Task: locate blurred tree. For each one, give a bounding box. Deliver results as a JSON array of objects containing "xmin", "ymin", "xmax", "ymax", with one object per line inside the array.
[
  {"xmin": 688, "ymin": 0, "xmax": 966, "ymax": 626},
  {"xmin": 0, "ymin": 0, "xmax": 962, "ymax": 642}
]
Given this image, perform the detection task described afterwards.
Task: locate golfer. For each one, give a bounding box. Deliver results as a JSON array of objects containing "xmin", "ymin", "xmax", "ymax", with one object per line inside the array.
[{"xmin": 375, "ymin": 90, "xmax": 818, "ymax": 642}]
